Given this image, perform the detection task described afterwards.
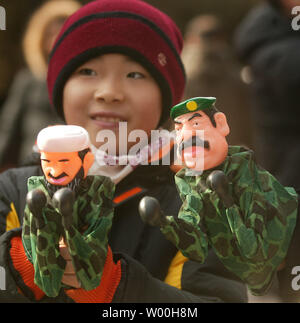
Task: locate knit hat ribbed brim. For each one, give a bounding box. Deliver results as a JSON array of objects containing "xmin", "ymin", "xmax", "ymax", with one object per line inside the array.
[{"xmin": 47, "ymin": 0, "xmax": 186, "ymax": 125}]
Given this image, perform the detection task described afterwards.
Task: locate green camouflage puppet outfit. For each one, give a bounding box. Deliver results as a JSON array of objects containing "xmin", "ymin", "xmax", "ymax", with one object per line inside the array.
[
  {"xmin": 22, "ymin": 175, "xmax": 115, "ymax": 297},
  {"xmin": 159, "ymin": 98, "xmax": 298, "ymax": 295}
]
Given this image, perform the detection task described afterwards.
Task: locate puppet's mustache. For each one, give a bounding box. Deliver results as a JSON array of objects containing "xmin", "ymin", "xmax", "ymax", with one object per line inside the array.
[
  {"xmin": 48, "ymin": 172, "xmax": 69, "ymax": 180},
  {"xmin": 178, "ymin": 136, "xmax": 210, "ymax": 155}
]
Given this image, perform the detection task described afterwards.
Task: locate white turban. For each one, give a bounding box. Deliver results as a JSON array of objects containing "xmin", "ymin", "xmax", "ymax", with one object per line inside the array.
[{"xmin": 37, "ymin": 125, "xmax": 91, "ymax": 153}]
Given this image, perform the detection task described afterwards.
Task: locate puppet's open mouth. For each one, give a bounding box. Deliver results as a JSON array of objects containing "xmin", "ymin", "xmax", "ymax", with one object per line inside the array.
[{"xmin": 47, "ymin": 172, "xmax": 69, "ymax": 185}]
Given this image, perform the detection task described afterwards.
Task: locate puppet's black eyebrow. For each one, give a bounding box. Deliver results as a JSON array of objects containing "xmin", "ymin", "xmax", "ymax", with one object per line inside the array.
[
  {"xmin": 41, "ymin": 159, "xmax": 50, "ymax": 162},
  {"xmin": 59, "ymin": 159, "xmax": 69, "ymax": 162},
  {"xmin": 174, "ymin": 120, "xmax": 182, "ymax": 124},
  {"xmin": 188, "ymin": 113, "xmax": 202, "ymax": 121}
]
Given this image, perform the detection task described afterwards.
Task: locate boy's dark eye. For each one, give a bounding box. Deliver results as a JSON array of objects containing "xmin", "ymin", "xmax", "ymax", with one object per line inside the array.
[
  {"xmin": 78, "ymin": 68, "xmax": 97, "ymax": 76},
  {"xmin": 127, "ymin": 72, "xmax": 145, "ymax": 79}
]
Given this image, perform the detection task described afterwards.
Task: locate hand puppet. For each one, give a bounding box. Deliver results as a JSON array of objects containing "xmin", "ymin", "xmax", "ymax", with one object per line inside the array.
[
  {"xmin": 22, "ymin": 125, "xmax": 115, "ymax": 297},
  {"xmin": 140, "ymin": 97, "xmax": 298, "ymax": 295}
]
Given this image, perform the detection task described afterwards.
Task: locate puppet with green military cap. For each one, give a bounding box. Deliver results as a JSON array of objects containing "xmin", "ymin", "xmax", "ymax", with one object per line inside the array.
[
  {"xmin": 140, "ymin": 96, "xmax": 298, "ymax": 296},
  {"xmin": 170, "ymin": 96, "xmax": 216, "ymax": 120}
]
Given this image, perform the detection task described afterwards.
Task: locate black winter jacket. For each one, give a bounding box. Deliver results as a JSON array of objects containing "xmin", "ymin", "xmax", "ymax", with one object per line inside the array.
[
  {"xmin": 0, "ymin": 162, "xmax": 248, "ymax": 303},
  {"xmin": 234, "ymin": 3, "xmax": 300, "ymax": 189}
]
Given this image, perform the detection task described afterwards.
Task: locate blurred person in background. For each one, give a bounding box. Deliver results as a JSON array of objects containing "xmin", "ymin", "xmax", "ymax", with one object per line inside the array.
[
  {"xmin": 181, "ymin": 14, "xmax": 254, "ymax": 148},
  {"xmin": 235, "ymin": 0, "xmax": 300, "ymax": 189},
  {"xmin": 235, "ymin": 0, "xmax": 300, "ymax": 303},
  {"xmin": 0, "ymin": 0, "xmax": 81, "ymax": 172}
]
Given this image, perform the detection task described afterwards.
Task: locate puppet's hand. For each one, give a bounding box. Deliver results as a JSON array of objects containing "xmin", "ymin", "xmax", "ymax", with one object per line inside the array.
[
  {"xmin": 139, "ymin": 196, "xmax": 208, "ymax": 263},
  {"xmin": 52, "ymin": 188, "xmax": 75, "ymax": 231},
  {"xmin": 23, "ymin": 187, "xmax": 66, "ymax": 297},
  {"xmin": 206, "ymin": 170, "xmax": 234, "ymax": 208},
  {"xmin": 139, "ymin": 196, "xmax": 168, "ymax": 226},
  {"xmin": 26, "ymin": 189, "xmax": 47, "ymax": 229}
]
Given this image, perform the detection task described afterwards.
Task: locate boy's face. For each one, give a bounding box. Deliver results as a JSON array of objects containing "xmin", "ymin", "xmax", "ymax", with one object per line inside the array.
[{"xmin": 63, "ymin": 53, "xmax": 162, "ymax": 155}]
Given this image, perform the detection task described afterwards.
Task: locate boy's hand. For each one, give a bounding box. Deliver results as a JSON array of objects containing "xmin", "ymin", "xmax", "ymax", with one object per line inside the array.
[{"xmin": 59, "ymin": 237, "xmax": 81, "ymax": 289}]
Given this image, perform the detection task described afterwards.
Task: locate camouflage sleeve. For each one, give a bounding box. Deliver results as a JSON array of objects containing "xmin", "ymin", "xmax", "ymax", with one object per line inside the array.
[
  {"xmin": 63, "ymin": 176, "xmax": 115, "ymax": 292},
  {"xmin": 22, "ymin": 175, "xmax": 116, "ymax": 297},
  {"xmin": 162, "ymin": 149, "xmax": 298, "ymax": 296},
  {"xmin": 160, "ymin": 175, "xmax": 209, "ymax": 263},
  {"xmin": 209, "ymin": 151, "xmax": 298, "ymax": 295}
]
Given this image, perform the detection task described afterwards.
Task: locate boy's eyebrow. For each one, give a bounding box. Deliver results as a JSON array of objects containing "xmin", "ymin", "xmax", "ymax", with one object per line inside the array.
[
  {"xmin": 174, "ymin": 120, "xmax": 182, "ymax": 124},
  {"xmin": 41, "ymin": 159, "xmax": 50, "ymax": 162},
  {"xmin": 124, "ymin": 56, "xmax": 139, "ymax": 63},
  {"xmin": 188, "ymin": 113, "xmax": 202, "ymax": 121},
  {"xmin": 124, "ymin": 56, "xmax": 147, "ymax": 69},
  {"xmin": 59, "ymin": 159, "xmax": 69, "ymax": 162}
]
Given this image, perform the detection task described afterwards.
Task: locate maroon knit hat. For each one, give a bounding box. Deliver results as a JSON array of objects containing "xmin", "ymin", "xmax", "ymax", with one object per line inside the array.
[{"xmin": 47, "ymin": 0, "xmax": 186, "ymax": 125}]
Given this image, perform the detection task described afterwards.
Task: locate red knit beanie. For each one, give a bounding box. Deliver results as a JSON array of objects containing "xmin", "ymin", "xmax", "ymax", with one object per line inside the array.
[{"xmin": 47, "ymin": 0, "xmax": 186, "ymax": 125}]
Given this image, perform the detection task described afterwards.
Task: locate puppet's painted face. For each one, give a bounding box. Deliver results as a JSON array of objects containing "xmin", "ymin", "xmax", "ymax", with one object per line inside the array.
[
  {"xmin": 40, "ymin": 151, "xmax": 93, "ymax": 186},
  {"xmin": 174, "ymin": 110, "xmax": 230, "ymax": 171}
]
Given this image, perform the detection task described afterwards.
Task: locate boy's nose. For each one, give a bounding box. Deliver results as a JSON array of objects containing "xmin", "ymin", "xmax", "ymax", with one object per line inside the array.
[{"xmin": 94, "ymin": 78, "xmax": 125, "ymax": 103}]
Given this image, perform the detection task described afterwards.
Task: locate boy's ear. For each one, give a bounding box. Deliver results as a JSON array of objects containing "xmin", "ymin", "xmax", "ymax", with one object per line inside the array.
[
  {"xmin": 83, "ymin": 151, "xmax": 94, "ymax": 177},
  {"xmin": 214, "ymin": 112, "xmax": 230, "ymax": 137}
]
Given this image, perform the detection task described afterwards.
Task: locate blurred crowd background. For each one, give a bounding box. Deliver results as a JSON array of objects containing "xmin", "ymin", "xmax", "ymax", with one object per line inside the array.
[
  {"xmin": 0, "ymin": 0, "xmax": 259, "ymax": 106},
  {"xmin": 0, "ymin": 0, "xmax": 259, "ymax": 170}
]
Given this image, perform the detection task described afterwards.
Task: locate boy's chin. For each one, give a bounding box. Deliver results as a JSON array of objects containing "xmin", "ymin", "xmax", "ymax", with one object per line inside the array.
[{"xmin": 91, "ymin": 144, "xmax": 126, "ymax": 157}]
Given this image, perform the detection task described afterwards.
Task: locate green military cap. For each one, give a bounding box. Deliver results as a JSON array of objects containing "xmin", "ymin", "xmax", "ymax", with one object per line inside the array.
[{"xmin": 170, "ymin": 97, "xmax": 216, "ymax": 120}]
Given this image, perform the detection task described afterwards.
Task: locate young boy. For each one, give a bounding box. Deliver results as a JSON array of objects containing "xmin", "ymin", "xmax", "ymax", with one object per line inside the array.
[{"xmin": 0, "ymin": 0, "xmax": 247, "ymax": 302}]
